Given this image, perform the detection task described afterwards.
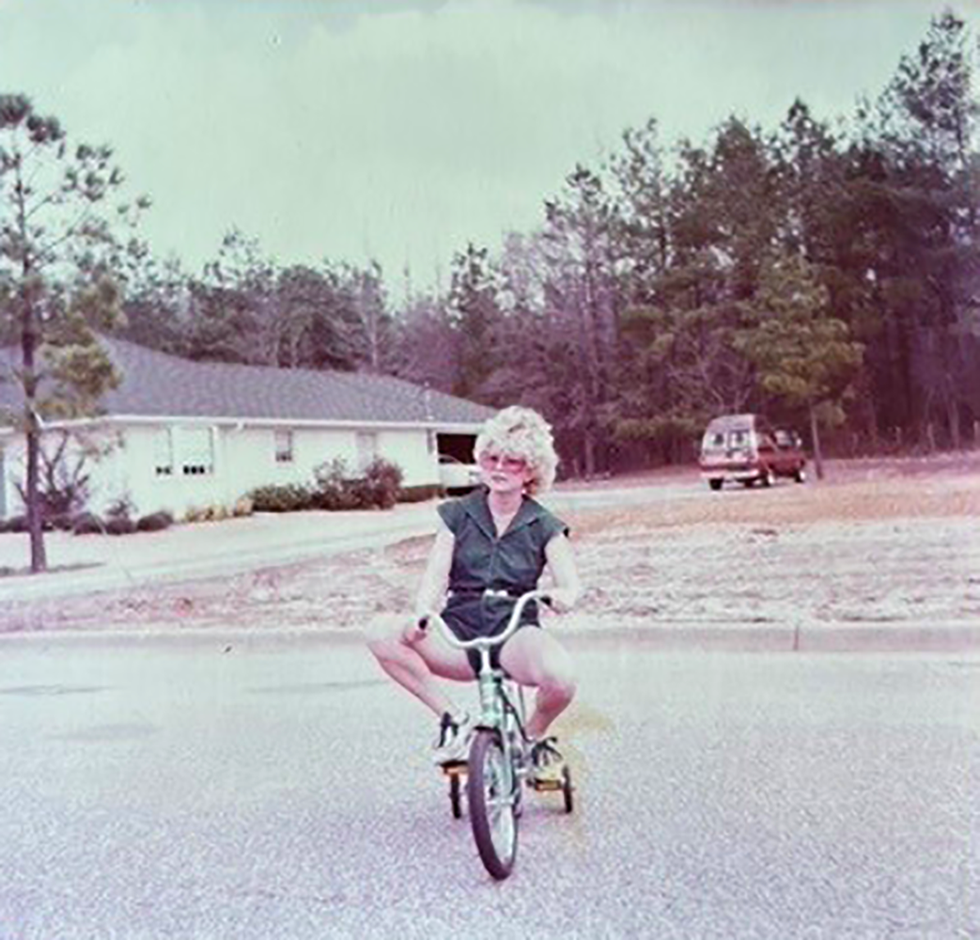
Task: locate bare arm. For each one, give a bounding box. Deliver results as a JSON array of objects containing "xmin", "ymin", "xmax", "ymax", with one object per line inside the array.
[
  {"xmin": 414, "ymin": 522, "xmax": 455, "ymax": 619},
  {"xmin": 543, "ymin": 533, "xmax": 582, "ymax": 613}
]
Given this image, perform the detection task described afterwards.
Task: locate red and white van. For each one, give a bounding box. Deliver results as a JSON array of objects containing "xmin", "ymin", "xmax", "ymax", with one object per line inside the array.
[{"xmin": 699, "ymin": 414, "xmax": 806, "ymax": 490}]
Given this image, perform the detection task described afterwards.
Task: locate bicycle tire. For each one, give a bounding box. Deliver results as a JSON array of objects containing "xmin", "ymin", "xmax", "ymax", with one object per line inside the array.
[{"xmin": 468, "ymin": 728, "xmax": 518, "ymax": 880}]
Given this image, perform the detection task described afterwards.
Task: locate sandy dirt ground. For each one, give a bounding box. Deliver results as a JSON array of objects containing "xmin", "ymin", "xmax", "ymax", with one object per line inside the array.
[{"xmin": 2, "ymin": 454, "xmax": 979, "ymax": 635}]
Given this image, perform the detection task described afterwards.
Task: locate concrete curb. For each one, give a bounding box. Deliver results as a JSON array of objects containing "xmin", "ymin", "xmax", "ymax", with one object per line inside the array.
[{"xmin": 1, "ymin": 621, "xmax": 977, "ymax": 653}]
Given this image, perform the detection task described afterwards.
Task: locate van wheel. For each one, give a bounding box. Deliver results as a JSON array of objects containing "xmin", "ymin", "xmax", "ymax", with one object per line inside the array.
[
  {"xmin": 793, "ymin": 467, "xmax": 806, "ymax": 484},
  {"xmin": 760, "ymin": 468, "xmax": 775, "ymax": 487},
  {"xmin": 708, "ymin": 479, "xmax": 723, "ymax": 491}
]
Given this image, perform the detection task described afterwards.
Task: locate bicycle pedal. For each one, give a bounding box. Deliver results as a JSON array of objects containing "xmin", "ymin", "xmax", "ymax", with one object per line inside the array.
[
  {"xmin": 530, "ymin": 779, "xmax": 563, "ymax": 792},
  {"xmin": 441, "ymin": 761, "xmax": 468, "ymax": 776}
]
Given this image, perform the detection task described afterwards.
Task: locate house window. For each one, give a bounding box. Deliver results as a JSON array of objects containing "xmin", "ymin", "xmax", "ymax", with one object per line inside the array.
[
  {"xmin": 154, "ymin": 428, "xmax": 174, "ymax": 477},
  {"xmin": 356, "ymin": 431, "xmax": 378, "ymax": 471},
  {"xmin": 180, "ymin": 427, "xmax": 214, "ymax": 476},
  {"xmin": 275, "ymin": 429, "xmax": 294, "ymax": 463}
]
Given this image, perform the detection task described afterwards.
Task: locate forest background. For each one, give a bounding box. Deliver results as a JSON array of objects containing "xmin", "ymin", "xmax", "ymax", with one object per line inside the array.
[{"xmin": 2, "ymin": 10, "xmax": 978, "ymax": 487}]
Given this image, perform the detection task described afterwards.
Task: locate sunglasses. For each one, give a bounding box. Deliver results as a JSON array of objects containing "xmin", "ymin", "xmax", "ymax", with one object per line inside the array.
[{"xmin": 478, "ymin": 452, "xmax": 527, "ymax": 473}]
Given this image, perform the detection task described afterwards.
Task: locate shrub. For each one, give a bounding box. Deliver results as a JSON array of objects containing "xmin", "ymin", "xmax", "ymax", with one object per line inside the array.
[
  {"xmin": 312, "ymin": 458, "xmax": 361, "ymax": 510},
  {"xmin": 136, "ymin": 511, "xmax": 174, "ymax": 532},
  {"xmin": 233, "ymin": 496, "xmax": 254, "ymax": 517},
  {"xmin": 106, "ymin": 495, "xmax": 136, "ymax": 522},
  {"xmin": 247, "ymin": 483, "xmax": 314, "ymax": 513},
  {"xmin": 106, "ymin": 516, "xmax": 137, "ymax": 536},
  {"xmin": 358, "ymin": 458, "xmax": 404, "ymax": 509},
  {"xmin": 397, "ymin": 484, "xmax": 442, "ymax": 504},
  {"xmin": 46, "ymin": 512, "xmax": 76, "ymax": 532},
  {"xmin": 312, "ymin": 457, "xmax": 404, "ymax": 510},
  {"xmin": 72, "ymin": 512, "xmax": 105, "ymax": 535}
]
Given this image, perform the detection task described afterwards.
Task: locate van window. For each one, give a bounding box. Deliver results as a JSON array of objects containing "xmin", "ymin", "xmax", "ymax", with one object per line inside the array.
[
  {"xmin": 729, "ymin": 430, "xmax": 751, "ymax": 448},
  {"xmin": 705, "ymin": 431, "xmax": 726, "ymax": 448}
]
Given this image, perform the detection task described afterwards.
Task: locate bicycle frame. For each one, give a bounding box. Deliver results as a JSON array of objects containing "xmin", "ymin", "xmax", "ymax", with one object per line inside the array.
[
  {"xmin": 422, "ymin": 591, "xmax": 548, "ymax": 786},
  {"xmin": 422, "ymin": 588, "xmax": 548, "ymax": 729},
  {"xmin": 420, "ymin": 588, "xmax": 567, "ymax": 880}
]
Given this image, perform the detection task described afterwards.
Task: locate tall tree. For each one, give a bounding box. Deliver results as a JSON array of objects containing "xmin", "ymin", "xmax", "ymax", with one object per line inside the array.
[
  {"xmin": 542, "ymin": 165, "xmax": 620, "ymax": 476},
  {"xmin": 447, "ymin": 243, "xmax": 501, "ymax": 400},
  {"xmin": 850, "ymin": 10, "xmax": 979, "ymax": 446},
  {"xmin": 0, "ymin": 94, "xmax": 144, "ymax": 571},
  {"xmin": 734, "ymin": 255, "xmax": 864, "ymax": 478}
]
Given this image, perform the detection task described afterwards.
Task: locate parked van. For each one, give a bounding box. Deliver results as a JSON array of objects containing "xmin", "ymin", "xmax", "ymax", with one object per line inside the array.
[{"xmin": 699, "ymin": 414, "xmax": 806, "ymax": 490}]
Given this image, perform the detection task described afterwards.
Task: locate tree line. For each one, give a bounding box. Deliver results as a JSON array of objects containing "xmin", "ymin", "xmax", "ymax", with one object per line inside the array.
[{"xmin": 2, "ymin": 10, "xmax": 978, "ymax": 570}]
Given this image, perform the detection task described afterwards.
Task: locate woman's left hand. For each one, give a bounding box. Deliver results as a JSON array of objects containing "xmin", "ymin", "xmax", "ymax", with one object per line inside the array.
[{"xmin": 544, "ymin": 587, "xmax": 578, "ymax": 613}]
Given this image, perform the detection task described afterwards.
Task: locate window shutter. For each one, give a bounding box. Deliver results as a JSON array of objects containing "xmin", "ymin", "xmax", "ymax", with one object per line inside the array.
[{"xmin": 180, "ymin": 427, "xmax": 214, "ymax": 476}]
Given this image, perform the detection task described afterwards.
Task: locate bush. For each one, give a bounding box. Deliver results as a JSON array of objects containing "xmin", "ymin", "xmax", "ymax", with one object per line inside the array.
[
  {"xmin": 136, "ymin": 510, "xmax": 174, "ymax": 532},
  {"xmin": 106, "ymin": 495, "xmax": 136, "ymax": 522},
  {"xmin": 106, "ymin": 516, "xmax": 137, "ymax": 536},
  {"xmin": 72, "ymin": 512, "xmax": 105, "ymax": 535},
  {"xmin": 183, "ymin": 504, "xmax": 227, "ymax": 523},
  {"xmin": 247, "ymin": 484, "xmax": 314, "ymax": 513},
  {"xmin": 397, "ymin": 484, "xmax": 442, "ymax": 504},
  {"xmin": 311, "ymin": 458, "xmax": 361, "ymax": 510},
  {"xmin": 232, "ymin": 496, "xmax": 254, "ymax": 517},
  {"xmin": 46, "ymin": 512, "xmax": 76, "ymax": 532},
  {"xmin": 358, "ymin": 458, "xmax": 404, "ymax": 509},
  {"xmin": 311, "ymin": 457, "xmax": 404, "ymax": 510}
]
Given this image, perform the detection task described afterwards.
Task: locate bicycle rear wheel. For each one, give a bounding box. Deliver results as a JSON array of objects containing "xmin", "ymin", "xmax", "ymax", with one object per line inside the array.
[{"xmin": 467, "ymin": 728, "xmax": 519, "ymax": 880}]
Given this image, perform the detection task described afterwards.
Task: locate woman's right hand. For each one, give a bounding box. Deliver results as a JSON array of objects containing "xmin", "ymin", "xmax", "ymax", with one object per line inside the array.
[{"xmin": 402, "ymin": 613, "xmax": 430, "ymax": 645}]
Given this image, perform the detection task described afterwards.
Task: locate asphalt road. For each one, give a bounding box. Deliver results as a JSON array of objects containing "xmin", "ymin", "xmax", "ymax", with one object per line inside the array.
[{"xmin": 1, "ymin": 634, "xmax": 977, "ymax": 940}]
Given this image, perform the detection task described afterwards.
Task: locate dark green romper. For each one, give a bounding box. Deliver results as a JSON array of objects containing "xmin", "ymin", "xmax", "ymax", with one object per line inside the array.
[{"xmin": 436, "ymin": 488, "xmax": 569, "ymax": 675}]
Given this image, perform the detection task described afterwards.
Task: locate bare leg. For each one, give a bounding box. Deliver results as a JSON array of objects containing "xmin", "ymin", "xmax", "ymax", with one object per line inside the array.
[
  {"xmin": 365, "ymin": 614, "xmax": 474, "ymax": 718},
  {"xmin": 499, "ymin": 627, "xmax": 577, "ymax": 739}
]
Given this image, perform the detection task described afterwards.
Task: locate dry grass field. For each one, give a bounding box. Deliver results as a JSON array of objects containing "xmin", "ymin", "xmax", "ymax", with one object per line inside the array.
[{"xmin": 2, "ymin": 454, "xmax": 978, "ymax": 635}]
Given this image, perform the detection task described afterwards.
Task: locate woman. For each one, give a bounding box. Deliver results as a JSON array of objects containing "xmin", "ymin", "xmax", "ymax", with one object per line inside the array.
[{"xmin": 367, "ymin": 406, "xmax": 581, "ymax": 779}]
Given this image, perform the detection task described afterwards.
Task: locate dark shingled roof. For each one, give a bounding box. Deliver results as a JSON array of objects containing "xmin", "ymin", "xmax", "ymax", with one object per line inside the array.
[{"xmin": 0, "ymin": 337, "xmax": 495, "ymax": 427}]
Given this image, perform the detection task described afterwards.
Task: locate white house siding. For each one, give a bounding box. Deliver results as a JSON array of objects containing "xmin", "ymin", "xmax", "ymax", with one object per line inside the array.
[
  {"xmin": 376, "ymin": 427, "xmax": 435, "ymax": 486},
  {"xmin": 0, "ymin": 420, "xmax": 445, "ymax": 520},
  {"xmin": 222, "ymin": 425, "xmax": 360, "ymax": 500},
  {"xmin": 0, "ymin": 426, "xmax": 119, "ymax": 518}
]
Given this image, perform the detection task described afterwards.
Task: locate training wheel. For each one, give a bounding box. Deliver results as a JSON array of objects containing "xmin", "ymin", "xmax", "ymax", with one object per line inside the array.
[{"xmin": 561, "ymin": 765, "xmax": 574, "ymax": 814}]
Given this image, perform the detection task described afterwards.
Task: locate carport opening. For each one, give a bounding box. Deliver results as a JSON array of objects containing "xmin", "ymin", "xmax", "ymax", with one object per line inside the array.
[{"xmin": 436, "ymin": 433, "xmax": 477, "ymax": 462}]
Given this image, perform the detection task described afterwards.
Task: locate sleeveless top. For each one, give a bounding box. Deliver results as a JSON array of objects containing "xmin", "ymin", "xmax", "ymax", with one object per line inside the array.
[{"xmin": 436, "ymin": 488, "xmax": 569, "ymax": 642}]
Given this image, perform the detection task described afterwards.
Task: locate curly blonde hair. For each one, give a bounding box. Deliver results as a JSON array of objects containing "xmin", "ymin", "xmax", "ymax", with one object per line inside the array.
[{"xmin": 474, "ymin": 406, "xmax": 558, "ymax": 495}]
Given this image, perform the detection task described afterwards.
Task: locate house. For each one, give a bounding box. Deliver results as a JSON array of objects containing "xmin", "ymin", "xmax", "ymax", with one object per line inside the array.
[{"xmin": 0, "ymin": 337, "xmax": 494, "ymax": 520}]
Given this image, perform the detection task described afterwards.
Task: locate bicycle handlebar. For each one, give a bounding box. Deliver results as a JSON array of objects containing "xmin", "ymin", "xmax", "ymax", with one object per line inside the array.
[{"xmin": 418, "ymin": 589, "xmax": 553, "ymax": 651}]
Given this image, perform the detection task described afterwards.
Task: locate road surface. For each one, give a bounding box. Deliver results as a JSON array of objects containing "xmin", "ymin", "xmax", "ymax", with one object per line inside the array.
[{"xmin": 1, "ymin": 633, "xmax": 977, "ymax": 939}]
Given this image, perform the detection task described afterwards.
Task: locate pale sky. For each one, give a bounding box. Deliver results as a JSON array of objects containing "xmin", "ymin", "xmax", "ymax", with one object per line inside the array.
[{"xmin": 1, "ymin": 0, "xmax": 975, "ymax": 296}]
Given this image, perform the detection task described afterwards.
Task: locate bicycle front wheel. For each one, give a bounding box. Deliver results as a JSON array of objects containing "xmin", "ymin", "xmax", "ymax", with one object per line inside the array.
[{"xmin": 467, "ymin": 728, "xmax": 519, "ymax": 880}]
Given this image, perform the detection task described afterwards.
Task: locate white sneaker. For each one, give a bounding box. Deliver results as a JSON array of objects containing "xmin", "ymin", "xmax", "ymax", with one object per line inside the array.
[{"xmin": 433, "ymin": 711, "xmax": 473, "ymax": 765}]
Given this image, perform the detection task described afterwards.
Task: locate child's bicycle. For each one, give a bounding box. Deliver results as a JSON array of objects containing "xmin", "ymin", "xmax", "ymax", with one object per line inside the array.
[{"xmin": 419, "ymin": 589, "xmax": 574, "ymax": 881}]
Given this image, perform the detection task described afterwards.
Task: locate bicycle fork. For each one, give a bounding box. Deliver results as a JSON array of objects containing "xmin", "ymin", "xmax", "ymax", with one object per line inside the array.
[{"xmin": 475, "ymin": 671, "xmax": 525, "ymax": 807}]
